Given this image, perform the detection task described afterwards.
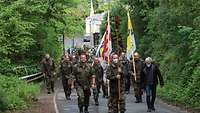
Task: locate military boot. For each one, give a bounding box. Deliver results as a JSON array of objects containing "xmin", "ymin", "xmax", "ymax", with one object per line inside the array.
[
  {"xmin": 84, "ymin": 106, "xmax": 89, "ymax": 113},
  {"xmin": 79, "ymin": 106, "xmax": 83, "ymax": 113},
  {"xmin": 135, "ymin": 97, "xmax": 140, "ymax": 103},
  {"xmin": 95, "ymin": 99, "xmax": 99, "ymax": 106}
]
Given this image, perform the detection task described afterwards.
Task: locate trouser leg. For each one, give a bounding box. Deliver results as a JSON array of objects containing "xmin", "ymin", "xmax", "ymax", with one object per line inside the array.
[{"xmin": 151, "ymin": 85, "xmax": 157, "ymax": 110}]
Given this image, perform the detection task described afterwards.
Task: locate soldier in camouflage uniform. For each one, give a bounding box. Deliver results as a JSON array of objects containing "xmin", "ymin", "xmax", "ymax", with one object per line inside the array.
[
  {"xmin": 41, "ymin": 54, "xmax": 55, "ymax": 94},
  {"xmin": 60, "ymin": 54, "xmax": 73, "ymax": 100},
  {"xmin": 73, "ymin": 53, "xmax": 95, "ymax": 113},
  {"xmin": 72, "ymin": 54, "xmax": 79, "ymax": 65},
  {"xmin": 129, "ymin": 52, "xmax": 144, "ymax": 103},
  {"xmin": 120, "ymin": 52, "xmax": 130, "ymax": 94},
  {"xmin": 107, "ymin": 54, "xmax": 126, "ymax": 113},
  {"xmin": 92, "ymin": 57, "xmax": 104, "ymax": 106}
]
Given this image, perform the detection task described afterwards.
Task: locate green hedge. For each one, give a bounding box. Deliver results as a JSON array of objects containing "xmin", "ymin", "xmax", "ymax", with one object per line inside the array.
[{"xmin": 0, "ymin": 75, "xmax": 40, "ymax": 111}]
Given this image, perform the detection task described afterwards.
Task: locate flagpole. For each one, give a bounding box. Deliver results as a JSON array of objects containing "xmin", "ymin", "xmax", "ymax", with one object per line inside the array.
[
  {"xmin": 132, "ymin": 54, "xmax": 137, "ymax": 81},
  {"xmin": 127, "ymin": 10, "xmax": 137, "ymax": 81},
  {"xmin": 107, "ymin": 11, "xmax": 110, "ymax": 97},
  {"xmin": 118, "ymin": 68, "xmax": 121, "ymax": 112}
]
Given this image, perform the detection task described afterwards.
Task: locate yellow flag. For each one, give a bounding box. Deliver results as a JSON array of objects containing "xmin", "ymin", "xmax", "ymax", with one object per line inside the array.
[
  {"xmin": 128, "ymin": 12, "xmax": 133, "ymax": 30},
  {"xmin": 126, "ymin": 11, "xmax": 136, "ymax": 60}
]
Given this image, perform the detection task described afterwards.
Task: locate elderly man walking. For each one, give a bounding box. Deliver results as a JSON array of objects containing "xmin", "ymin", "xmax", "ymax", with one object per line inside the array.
[{"xmin": 141, "ymin": 57, "xmax": 164, "ymax": 112}]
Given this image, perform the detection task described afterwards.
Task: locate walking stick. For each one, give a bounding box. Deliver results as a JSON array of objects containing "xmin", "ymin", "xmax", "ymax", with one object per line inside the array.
[
  {"xmin": 107, "ymin": 79, "xmax": 110, "ymax": 96},
  {"xmin": 118, "ymin": 78, "xmax": 120, "ymax": 112},
  {"xmin": 132, "ymin": 55, "xmax": 137, "ymax": 81},
  {"xmin": 107, "ymin": 56, "xmax": 111, "ymax": 97},
  {"xmin": 118, "ymin": 67, "xmax": 121, "ymax": 113}
]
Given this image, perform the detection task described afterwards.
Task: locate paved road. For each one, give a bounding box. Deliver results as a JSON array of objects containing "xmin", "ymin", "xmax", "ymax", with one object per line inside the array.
[{"xmin": 55, "ymin": 81, "xmax": 189, "ymax": 113}]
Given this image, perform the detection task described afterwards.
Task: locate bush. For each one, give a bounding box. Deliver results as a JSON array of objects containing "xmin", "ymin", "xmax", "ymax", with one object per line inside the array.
[
  {"xmin": 0, "ymin": 89, "xmax": 7, "ymax": 111},
  {"xmin": 0, "ymin": 75, "xmax": 40, "ymax": 111}
]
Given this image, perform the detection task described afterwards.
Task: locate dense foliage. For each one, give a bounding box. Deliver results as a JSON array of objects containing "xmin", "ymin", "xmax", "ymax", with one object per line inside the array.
[
  {"xmin": 101, "ymin": 0, "xmax": 200, "ymax": 109},
  {"xmin": 0, "ymin": 75, "xmax": 40, "ymax": 111},
  {"xmin": 0, "ymin": 0, "xmax": 88, "ymax": 111},
  {"xmin": 0, "ymin": 0, "xmax": 87, "ymax": 74}
]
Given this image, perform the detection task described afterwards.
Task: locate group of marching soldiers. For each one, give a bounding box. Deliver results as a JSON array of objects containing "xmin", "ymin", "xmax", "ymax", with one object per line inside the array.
[{"xmin": 41, "ymin": 49, "xmax": 164, "ymax": 113}]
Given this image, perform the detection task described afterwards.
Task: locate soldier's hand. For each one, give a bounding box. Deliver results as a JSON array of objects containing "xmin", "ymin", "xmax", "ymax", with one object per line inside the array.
[{"xmin": 116, "ymin": 74, "xmax": 121, "ymax": 79}]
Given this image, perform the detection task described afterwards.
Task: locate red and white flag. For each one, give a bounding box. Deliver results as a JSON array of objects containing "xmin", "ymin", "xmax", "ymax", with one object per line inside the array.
[{"xmin": 102, "ymin": 11, "xmax": 112, "ymax": 63}]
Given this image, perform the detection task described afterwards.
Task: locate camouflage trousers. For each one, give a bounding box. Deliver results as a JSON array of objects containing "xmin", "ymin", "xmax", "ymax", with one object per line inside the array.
[
  {"xmin": 62, "ymin": 77, "xmax": 71, "ymax": 98},
  {"xmin": 93, "ymin": 82, "xmax": 107, "ymax": 100},
  {"xmin": 133, "ymin": 82, "xmax": 142, "ymax": 97},
  {"xmin": 44, "ymin": 75, "xmax": 54, "ymax": 93},
  {"xmin": 108, "ymin": 91, "xmax": 126, "ymax": 113},
  {"xmin": 76, "ymin": 85, "xmax": 91, "ymax": 108},
  {"xmin": 92, "ymin": 86, "xmax": 99, "ymax": 102}
]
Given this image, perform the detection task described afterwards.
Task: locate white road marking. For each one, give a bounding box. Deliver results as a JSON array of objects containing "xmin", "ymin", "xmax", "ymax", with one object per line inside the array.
[{"xmin": 54, "ymin": 90, "xmax": 59, "ymax": 113}]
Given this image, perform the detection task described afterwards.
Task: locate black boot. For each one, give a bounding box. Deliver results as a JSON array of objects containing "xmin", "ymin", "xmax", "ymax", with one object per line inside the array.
[
  {"xmin": 79, "ymin": 106, "xmax": 83, "ymax": 113},
  {"xmin": 151, "ymin": 104, "xmax": 155, "ymax": 111},
  {"xmin": 95, "ymin": 99, "xmax": 99, "ymax": 106},
  {"xmin": 84, "ymin": 106, "xmax": 89, "ymax": 113},
  {"xmin": 47, "ymin": 89, "xmax": 51, "ymax": 94},
  {"xmin": 135, "ymin": 97, "xmax": 140, "ymax": 103}
]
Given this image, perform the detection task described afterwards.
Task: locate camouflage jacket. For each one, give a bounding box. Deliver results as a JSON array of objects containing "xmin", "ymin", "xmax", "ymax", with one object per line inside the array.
[
  {"xmin": 106, "ymin": 62, "xmax": 124, "ymax": 93},
  {"xmin": 60, "ymin": 60, "xmax": 73, "ymax": 79},
  {"xmin": 41, "ymin": 58, "xmax": 55, "ymax": 76},
  {"xmin": 73, "ymin": 63, "xmax": 95, "ymax": 89}
]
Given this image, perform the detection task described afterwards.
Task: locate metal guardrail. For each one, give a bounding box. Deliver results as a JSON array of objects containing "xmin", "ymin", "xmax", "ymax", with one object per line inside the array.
[
  {"xmin": 19, "ymin": 72, "xmax": 44, "ymax": 83},
  {"xmin": 13, "ymin": 65, "xmax": 40, "ymax": 76}
]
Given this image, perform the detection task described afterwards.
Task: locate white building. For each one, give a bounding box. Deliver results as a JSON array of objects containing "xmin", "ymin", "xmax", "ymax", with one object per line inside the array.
[{"xmin": 85, "ymin": 13, "xmax": 105, "ymax": 34}]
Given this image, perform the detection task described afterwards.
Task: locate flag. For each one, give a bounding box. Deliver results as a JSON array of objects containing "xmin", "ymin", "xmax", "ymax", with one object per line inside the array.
[
  {"xmin": 126, "ymin": 12, "xmax": 136, "ymax": 60},
  {"xmin": 102, "ymin": 11, "xmax": 112, "ymax": 63},
  {"xmin": 96, "ymin": 28, "xmax": 106, "ymax": 56},
  {"xmin": 95, "ymin": 35, "xmax": 104, "ymax": 63},
  {"xmin": 96, "ymin": 12, "xmax": 112, "ymax": 64}
]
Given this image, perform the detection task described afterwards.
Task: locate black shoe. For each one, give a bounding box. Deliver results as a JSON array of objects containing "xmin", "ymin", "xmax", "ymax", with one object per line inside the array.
[
  {"xmin": 147, "ymin": 109, "xmax": 151, "ymax": 112},
  {"xmin": 151, "ymin": 106, "xmax": 155, "ymax": 111},
  {"xmin": 95, "ymin": 101, "xmax": 99, "ymax": 106},
  {"xmin": 102, "ymin": 95, "xmax": 106, "ymax": 98},
  {"xmin": 47, "ymin": 91, "xmax": 51, "ymax": 94},
  {"xmin": 135, "ymin": 100, "xmax": 140, "ymax": 103},
  {"xmin": 84, "ymin": 106, "xmax": 89, "ymax": 113},
  {"xmin": 147, "ymin": 109, "xmax": 152, "ymax": 112}
]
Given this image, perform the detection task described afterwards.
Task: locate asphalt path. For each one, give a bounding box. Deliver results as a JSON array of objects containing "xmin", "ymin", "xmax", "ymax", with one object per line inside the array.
[{"xmin": 54, "ymin": 80, "xmax": 189, "ymax": 113}]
